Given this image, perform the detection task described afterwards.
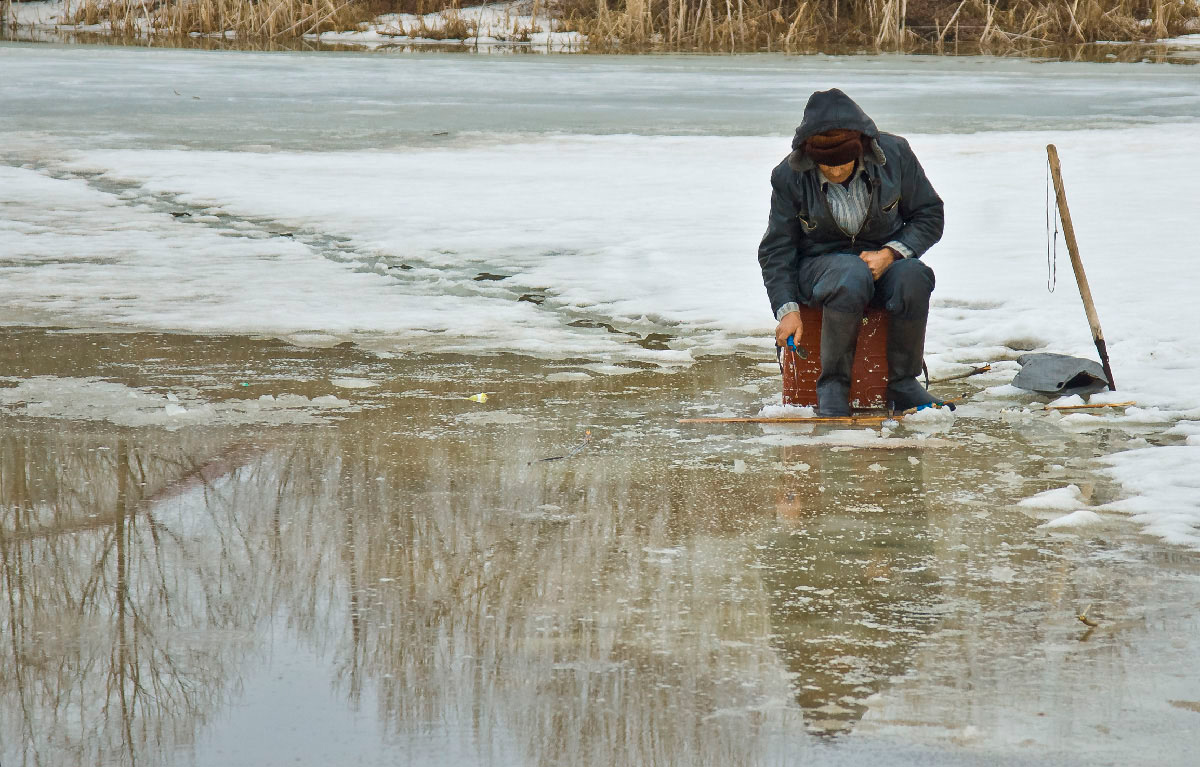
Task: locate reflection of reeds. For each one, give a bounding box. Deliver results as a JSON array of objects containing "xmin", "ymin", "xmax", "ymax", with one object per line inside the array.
[
  {"xmin": 2, "ymin": 393, "xmax": 1179, "ymax": 763},
  {"xmin": 1, "ymin": 416, "xmax": 808, "ymax": 763},
  {"xmin": 325, "ymin": 426, "xmax": 803, "ymax": 763}
]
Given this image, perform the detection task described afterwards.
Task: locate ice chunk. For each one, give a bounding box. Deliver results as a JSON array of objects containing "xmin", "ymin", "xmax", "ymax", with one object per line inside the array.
[
  {"xmin": 1018, "ymin": 485, "xmax": 1086, "ymax": 510},
  {"xmin": 1041, "ymin": 509, "xmax": 1104, "ymax": 529}
]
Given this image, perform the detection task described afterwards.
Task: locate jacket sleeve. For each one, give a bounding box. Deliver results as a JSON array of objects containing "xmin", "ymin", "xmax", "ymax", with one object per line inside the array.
[
  {"xmin": 889, "ymin": 138, "xmax": 944, "ymax": 258},
  {"xmin": 757, "ymin": 166, "xmax": 804, "ymax": 318}
]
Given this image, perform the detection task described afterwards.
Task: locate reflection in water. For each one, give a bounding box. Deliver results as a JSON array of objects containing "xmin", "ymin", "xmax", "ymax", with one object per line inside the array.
[
  {"xmin": 1, "ymin": 411, "xmax": 808, "ymax": 766},
  {"xmin": 761, "ymin": 446, "xmax": 939, "ymax": 737},
  {"xmin": 314, "ymin": 425, "xmax": 801, "ymax": 767},
  {"xmin": 0, "ymin": 429, "xmax": 262, "ymax": 766},
  {"xmin": 3, "ymin": 335, "xmax": 1200, "ymax": 765}
]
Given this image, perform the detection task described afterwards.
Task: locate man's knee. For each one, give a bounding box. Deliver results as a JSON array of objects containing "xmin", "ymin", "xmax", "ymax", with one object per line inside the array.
[
  {"xmin": 881, "ymin": 258, "xmax": 935, "ymax": 317},
  {"xmin": 813, "ymin": 257, "xmax": 874, "ymax": 313}
]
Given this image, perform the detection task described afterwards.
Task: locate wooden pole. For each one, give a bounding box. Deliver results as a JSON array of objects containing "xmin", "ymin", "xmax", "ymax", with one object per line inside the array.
[{"xmin": 1046, "ymin": 144, "xmax": 1116, "ymax": 390}]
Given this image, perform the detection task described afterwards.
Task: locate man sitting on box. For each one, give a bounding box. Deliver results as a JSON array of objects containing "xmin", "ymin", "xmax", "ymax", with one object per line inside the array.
[{"xmin": 758, "ymin": 88, "xmax": 945, "ymax": 416}]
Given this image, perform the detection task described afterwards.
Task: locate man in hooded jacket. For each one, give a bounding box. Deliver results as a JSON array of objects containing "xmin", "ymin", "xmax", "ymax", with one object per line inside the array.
[{"xmin": 758, "ymin": 88, "xmax": 945, "ymax": 416}]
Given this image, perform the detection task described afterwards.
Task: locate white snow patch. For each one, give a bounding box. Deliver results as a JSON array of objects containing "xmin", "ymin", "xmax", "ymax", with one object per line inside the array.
[
  {"xmin": 758, "ymin": 404, "xmax": 817, "ymax": 418},
  {"xmin": 901, "ymin": 406, "xmax": 956, "ymax": 431},
  {"xmin": 309, "ymin": 4, "xmax": 584, "ymax": 51},
  {"xmin": 0, "ymin": 164, "xmax": 638, "ymax": 359},
  {"xmin": 1040, "ymin": 509, "xmax": 1105, "ymax": 529},
  {"xmin": 1165, "ymin": 421, "xmax": 1200, "ymax": 438},
  {"xmin": 330, "ymin": 377, "xmax": 379, "ymax": 389},
  {"xmin": 1018, "ymin": 485, "xmax": 1087, "ymax": 511},
  {"xmin": 984, "ymin": 384, "xmax": 1034, "ymax": 400},
  {"xmin": 1047, "ymin": 394, "xmax": 1086, "ymax": 408},
  {"xmin": 1097, "ymin": 445, "xmax": 1200, "ymax": 549}
]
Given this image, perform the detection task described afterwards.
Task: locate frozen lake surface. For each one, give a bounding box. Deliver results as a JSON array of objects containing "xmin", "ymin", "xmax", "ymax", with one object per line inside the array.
[{"xmin": 3, "ymin": 43, "xmax": 1200, "ymax": 765}]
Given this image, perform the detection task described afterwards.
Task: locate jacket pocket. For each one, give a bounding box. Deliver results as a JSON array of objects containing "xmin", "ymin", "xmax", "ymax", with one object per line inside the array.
[
  {"xmin": 882, "ymin": 195, "xmax": 901, "ymax": 213},
  {"xmin": 796, "ymin": 211, "xmax": 819, "ymax": 232}
]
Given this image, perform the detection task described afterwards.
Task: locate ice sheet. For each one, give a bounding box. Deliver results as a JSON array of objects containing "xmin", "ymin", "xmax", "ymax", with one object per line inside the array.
[
  {"xmin": 4, "ymin": 45, "xmax": 1200, "ymax": 549},
  {"xmin": 0, "ymin": 375, "xmax": 356, "ymax": 427}
]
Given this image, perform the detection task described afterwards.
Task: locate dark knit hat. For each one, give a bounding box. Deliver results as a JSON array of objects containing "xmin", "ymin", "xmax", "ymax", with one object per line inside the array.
[{"xmin": 804, "ymin": 129, "xmax": 864, "ymax": 166}]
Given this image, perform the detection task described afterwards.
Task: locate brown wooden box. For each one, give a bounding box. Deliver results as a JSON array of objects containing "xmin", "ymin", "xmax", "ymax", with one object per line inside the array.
[{"xmin": 780, "ymin": 306, "xmax": 890, "ymax": 409}]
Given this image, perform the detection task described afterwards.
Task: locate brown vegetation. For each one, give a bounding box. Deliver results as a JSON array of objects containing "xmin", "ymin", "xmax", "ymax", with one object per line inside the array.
[
  {"xmin": 67, "ymin": 0, "xmax": 366, "ymax": 37},
  {"xmin": 48, "ymin": 0, "xmax": 1200, "ymax": 50},
  {"xmin": 569, "ymin": 0, "xmax": 1200, "ymax": 52}
]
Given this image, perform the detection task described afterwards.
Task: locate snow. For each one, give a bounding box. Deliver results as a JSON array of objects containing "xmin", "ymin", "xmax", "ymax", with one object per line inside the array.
[
  {"xmin": 1040, "ymin": 509, "xmax": 1105, "ymax": 529},
  {"xmin": 1018, "ymin": 485, "xmax": 1087, "ymax": 511},
  {"xmin": 308, "ymin": 5, "xmax": 584, "ymax": 51},
  {"xmin": 6, "ymin": 1, "xmax": 69, "ymax": 27},
  {"xmin": 1097, "ymin": 446, "xmax": 1200, "ymax": 549},
  {"xmin": 758, "ymin": 404, "xmax": 816, "ymax": 419},
  {"xmin": 899, "ymin": 406, "xmax": 955, "ymax": 431},
  {"xmin": 1047, "ymin": 394, "xmax": 1086, "ymax": 408},
  {"xmin": 0, "ymin": 164, "xmax": 640, "ymax": 358}
]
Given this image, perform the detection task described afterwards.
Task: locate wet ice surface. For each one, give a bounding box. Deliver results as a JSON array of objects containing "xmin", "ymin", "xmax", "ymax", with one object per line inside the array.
[
  {"xmin": 3, "ymin": 42, "xmax": 1200, "ymax": 763},
  {"xmin": 4, "ymin": 45, "xmax": 1200, "ymax": 407},
  {"xmin": 3, "ymin": 329, "xmax": 1200, "ymax": 766}
]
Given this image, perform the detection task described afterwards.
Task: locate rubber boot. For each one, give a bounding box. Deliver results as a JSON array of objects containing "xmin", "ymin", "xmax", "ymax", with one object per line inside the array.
[
  {"xmin": 815, "ymin": 309, "xmax": 861, "ymax": 417},
  {"xmin": 886, "ymin": 314, "xmax": 944, "ymax": 412}
]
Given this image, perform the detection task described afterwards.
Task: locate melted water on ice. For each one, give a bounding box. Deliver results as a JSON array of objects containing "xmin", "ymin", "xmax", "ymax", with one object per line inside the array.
[{"xmin": 2, "ymin": 329, "xmax": 1198, "ymax": 766}]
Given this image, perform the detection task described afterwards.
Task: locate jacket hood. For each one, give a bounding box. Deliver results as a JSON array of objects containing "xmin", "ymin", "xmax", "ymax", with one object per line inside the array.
[
  {"xmin": 791, "ymin": 89, "xmax": 879, "ymax": 150},
  {"xmin": 788, "ymin": 88, "xmax": 884, "ymax": 171}
]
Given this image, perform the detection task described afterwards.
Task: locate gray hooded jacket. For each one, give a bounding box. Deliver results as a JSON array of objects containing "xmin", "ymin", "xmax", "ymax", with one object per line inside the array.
[{"xmin": 757, "ymin": 89, "xmax": 944, "ymax": 318}]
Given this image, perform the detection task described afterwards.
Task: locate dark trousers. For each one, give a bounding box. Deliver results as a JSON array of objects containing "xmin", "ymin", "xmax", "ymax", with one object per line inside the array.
[{"xmin": 797, "ymin": 253, "xmax": 935, "ymax": 318}]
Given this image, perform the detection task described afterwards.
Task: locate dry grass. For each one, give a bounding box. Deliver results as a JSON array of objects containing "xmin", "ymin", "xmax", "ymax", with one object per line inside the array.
[
  {"xmin": 50, "ymin": 0, "xmax": 1200, "ymax": 48},
  {"xmin": 66, "ymin": 0, "xmax": 370, "ymax": 38},
  {"xmin": 568, "ymin": 0, "xmax": 1200, "ymax": 52},
  {"xmin": 400, "ymin": 8, "xmax": 478, "ymax": 38}
]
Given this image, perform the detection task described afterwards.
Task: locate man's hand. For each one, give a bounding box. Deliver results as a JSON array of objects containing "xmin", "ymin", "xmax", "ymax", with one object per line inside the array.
[
  {"xmin": 775, "ymin": 311, "xmax": 803, "ymax": 348},
  {"xmin": 860, "ymin": 248, "xmax": 898, "ymax": 280}
]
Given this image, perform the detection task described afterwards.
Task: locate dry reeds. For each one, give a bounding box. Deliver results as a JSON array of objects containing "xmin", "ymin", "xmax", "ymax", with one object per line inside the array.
[
  {"xmin": 46, "ymin": 0, "xmax": 1200, "ymax": 49},
  {"xmin": 568, "ymin": 0, "xmax": 1200, "ymax": 52},
  {"xmin": 66, "ymin": 0, "xmax": 368, "ymax": 38}
]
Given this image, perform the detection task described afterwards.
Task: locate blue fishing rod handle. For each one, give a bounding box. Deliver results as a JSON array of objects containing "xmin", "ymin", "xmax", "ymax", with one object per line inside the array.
[{"xmin": 786, "ymin": 336, "xmax": 808, "ymax": 359}]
